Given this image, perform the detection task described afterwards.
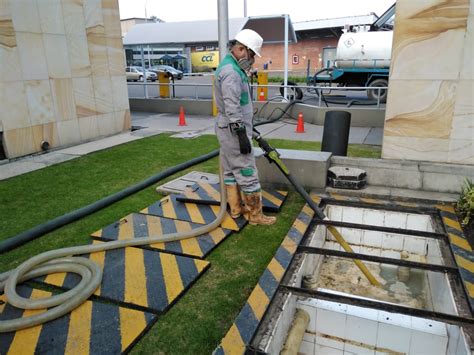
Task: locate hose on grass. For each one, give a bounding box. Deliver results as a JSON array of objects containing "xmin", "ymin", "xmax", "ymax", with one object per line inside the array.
[{"xmin": 0, "ymin": 164, "xmax": 227, "ymax": 333}]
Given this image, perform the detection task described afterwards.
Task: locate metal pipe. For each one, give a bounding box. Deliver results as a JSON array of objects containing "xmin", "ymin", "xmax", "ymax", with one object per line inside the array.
[
  {"xmin": 140, "ymin": 45, "xmax": 148, "ymax": 98},
  {"xmin": 217, "ymin": 0, "xmax": 229, "ymax": 63},
  {"xmin": 281, "ymin": 309, "xmax": 310, "ymax": 355},
  {"xmin": 243, "ymin": 0, "xmax": 247, "ymax": 17}
]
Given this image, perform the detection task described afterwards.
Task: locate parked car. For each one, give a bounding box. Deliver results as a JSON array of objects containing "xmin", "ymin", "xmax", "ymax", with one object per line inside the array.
[
  {"xmin": 125, "ymin": 66, "xmax": 157, "ymax": 81},
  {"xmin": 149, "ymin": 65, "xmax": 183, "ymax": 80}
]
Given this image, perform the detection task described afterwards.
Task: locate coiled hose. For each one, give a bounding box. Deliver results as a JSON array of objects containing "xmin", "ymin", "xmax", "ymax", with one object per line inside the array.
[
  {"xmin": 0, "ymin": 111, "xmax": 294, "ymax": 333},
  {"xmin": 0, "ymin": 163, "xmax": 227, "ymax": 333}
]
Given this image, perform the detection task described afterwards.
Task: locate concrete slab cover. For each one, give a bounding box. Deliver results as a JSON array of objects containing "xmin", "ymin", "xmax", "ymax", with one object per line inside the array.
[
  {"xmin": 156, "ymin": 171, "xmax": 219, "ymax": 195},
  {"xmin": 91, "ymin": 213, "xmax": 232, "ymax": 259},
  {"xmin": 0, "ymin": 285, "xmax": 157, "ymax": 354},
  {"xmin": 34, "ymin": 241, "xmax": 209, "ymax": 314}
]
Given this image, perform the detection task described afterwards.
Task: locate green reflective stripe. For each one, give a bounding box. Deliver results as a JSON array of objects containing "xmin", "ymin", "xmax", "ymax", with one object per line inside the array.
[
  {"xmin": 240, "ymin": 91, "xmax": 249, "ymax": 106},
  {"xmin": 240, "ymin": 168, "xmax": 254, "ymax": 177},
  {"xmin": 224, "ymin": 178, "xmax": 237, "ymax": 185},
  {"xmin": 242, "ymin": 187, "xmax": 261, "ymax": 194}
]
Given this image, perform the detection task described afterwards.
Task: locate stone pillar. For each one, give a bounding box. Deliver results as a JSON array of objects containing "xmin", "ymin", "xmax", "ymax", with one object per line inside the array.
[{"xmin": 382, "ymin": 0, "xmax": 473, "ymax": 165}]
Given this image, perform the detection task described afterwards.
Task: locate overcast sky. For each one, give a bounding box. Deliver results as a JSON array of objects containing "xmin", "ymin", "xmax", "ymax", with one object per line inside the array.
[{"xmin": 118, "ymin": 0, "xmax": 396, "ymax": 23}]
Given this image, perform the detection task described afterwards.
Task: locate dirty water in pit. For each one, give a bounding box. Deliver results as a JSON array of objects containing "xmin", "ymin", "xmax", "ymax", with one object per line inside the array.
[{"xmin": 316, "ymin": 257, "xmax": 429, "ymax": 309}]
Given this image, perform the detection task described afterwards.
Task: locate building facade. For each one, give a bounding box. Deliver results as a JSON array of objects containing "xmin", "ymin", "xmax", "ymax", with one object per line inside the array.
[{"xmin": 122, "ymin": 14, "xmax": 377, "ymax": 76}]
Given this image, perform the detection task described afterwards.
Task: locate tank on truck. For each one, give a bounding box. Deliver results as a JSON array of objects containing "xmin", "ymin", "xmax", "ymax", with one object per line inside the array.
[{"xmin": 311, "ymin": 3, "xmax": 396, "ymax": 103}]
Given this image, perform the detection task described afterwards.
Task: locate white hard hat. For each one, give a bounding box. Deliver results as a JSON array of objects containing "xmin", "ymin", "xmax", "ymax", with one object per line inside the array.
[{"xmin": 234, "ymin": 29, "xmax": 263, "ymax": 57}]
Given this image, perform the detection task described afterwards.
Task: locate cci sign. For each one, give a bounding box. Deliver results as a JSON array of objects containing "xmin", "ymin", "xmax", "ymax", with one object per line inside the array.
[{"xmin": 191, "ymin": 51, "xmax": 220, "ymax": 69}]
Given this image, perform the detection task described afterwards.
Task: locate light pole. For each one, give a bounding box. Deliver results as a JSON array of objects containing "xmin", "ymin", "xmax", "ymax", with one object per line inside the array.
[{"xmin": 144, "ymin": 0, "xmax": 148, "ymax": 22}]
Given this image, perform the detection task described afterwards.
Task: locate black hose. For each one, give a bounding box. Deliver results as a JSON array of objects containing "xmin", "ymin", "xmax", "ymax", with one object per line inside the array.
[
  {"xmin": 0, "ymin": 149, "xmax": 219, "ymax": 254},
  {"xmin": 1, "ymin": 101, "xmax": 302, "ymax": 254}
]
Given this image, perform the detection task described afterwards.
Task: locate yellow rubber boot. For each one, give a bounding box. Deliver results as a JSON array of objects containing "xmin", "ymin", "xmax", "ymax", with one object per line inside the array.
[
  {"xmin": 243, "ymin": 191, "xmax": 276, "ymax": 225},
  {"xmin": 225, "ymin": 184, "xmax": 243, "ymax": 218}
]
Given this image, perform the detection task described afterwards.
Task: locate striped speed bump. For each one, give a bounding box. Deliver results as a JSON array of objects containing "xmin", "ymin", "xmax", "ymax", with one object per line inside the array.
[
  {"xmin": 175, "ymin": 182, "xmax": 288, "ymax": 212},
  {"xmin": 91, "ymin": 213, "xmax": 233, "ymax": 259},
  {"xmin": 438, "ymin": 205, "xmax": 474, "ymax": 311},
  {"xmin": 141, "ymin": 194, "xmax": 247, "ymax": 231},
  {"xmin": 214, "ymin": 201, "xmax": 317, "ymax": 354},
  {"xmin": 0, "ymin": 285, "xmax": 157, "ymax": 355},
  {"xmin": 34, "ymin": 241, "xmax": 209, "ymax": 314}
]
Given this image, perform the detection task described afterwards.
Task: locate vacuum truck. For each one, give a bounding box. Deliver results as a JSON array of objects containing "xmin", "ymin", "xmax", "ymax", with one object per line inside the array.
[
  {"xmin": 311, "ymin": 4, "xmax": 396, "ymax": 103},
  {"xmin": 312, "ymin": 30, "xmax": 393, "ymax": 103}
]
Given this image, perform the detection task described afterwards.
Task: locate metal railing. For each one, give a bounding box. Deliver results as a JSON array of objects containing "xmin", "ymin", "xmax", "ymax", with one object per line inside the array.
[{"xmin": 127, "ymin": 81, "xmax": 388, "ymax": 108}]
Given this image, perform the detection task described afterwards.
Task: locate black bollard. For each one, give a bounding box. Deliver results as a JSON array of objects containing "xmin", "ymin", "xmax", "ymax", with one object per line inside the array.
[{"xmin": 321, "ymin": 110, "xmax": 351, "ymax": 156}]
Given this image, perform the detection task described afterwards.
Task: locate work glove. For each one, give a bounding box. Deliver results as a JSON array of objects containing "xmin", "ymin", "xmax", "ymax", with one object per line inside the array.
[{"xmin": 230, "ymin": 122, "xmax": 252, "ymax": 154}]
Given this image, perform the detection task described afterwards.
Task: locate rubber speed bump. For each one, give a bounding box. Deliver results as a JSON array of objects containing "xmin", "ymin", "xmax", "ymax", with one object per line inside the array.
[
  {"xmin": 0, "ymin": 285, "xmax": 157, "ymax": 354},
  {"xmin": 141, "ymin": 194, "xmax": 247, "ymax": 231},
  {"xmin": 176, "ymin": 182, "xmax": 288, "ymax": 212},
  {"xmin": 91, "ymin": 213, "xmax": 233, "ymax": 259},
  {"xmin": 34, "ymin": 242, "xmax": 209, "ymax": 314}
]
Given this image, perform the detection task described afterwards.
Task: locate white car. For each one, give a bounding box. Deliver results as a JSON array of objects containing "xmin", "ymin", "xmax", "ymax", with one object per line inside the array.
[{"xmin": 126, "ymin": 66, "xmax": 157, "ymax": 82}]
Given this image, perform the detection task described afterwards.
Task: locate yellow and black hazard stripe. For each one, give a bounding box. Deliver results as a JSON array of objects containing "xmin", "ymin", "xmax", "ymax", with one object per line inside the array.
[
  {"xmin": 176, "ymin": 182, "xmax": 288, "ymax": 212},
  {"xmin": 141, "ymin": 194, "xmax": 247, "ymax": 231},
  {"xmin": 91, "ymin": 213, "xmax": 233, "ymax": 259},
  {"xmin": 325, "ymin": 192, "xmax": 426, "ymax": 211},
  {"xmin": 437, "ymin": 205, "xmax": 474, "ymax": 310},
  {"xmin": 35, "ymin": 241, "xmax": 209, "ymax": 314},
  {"xmin": 214, "ymin": 202, "xmax": 316, "ymax": 354},
  {"xmin": 0, "ymin": 285, "xmax": 157, "ymax": 354}
]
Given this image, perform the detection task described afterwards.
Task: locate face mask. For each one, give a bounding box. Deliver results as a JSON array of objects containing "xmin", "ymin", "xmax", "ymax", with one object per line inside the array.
[{"xmin": 237, "ymin": 56, "xmax": 254, "ymax": 72}]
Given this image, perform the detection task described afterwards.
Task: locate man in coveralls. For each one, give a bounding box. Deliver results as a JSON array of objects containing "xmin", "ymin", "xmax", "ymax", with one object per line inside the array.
[{"xmin": 214, "ymin": 29, "xmax": 276, "ymax": 226}]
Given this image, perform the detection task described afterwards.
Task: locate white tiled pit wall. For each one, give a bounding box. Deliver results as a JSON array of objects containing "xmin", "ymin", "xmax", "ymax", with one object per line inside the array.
[
  {"xmin": 324, "ymin": 205, "xmax": 443, "ymax": 264},
  {"xmin": 299, "ymin": 206, "xmax": 456, "ymax": 315},
  {"xmin": 296, "ymin": 297, "xmax": 470, "ymax": 355}
]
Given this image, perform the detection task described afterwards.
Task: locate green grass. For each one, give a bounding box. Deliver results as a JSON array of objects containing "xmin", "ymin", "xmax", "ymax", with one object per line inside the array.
[{"xmin": 0, "ymin": 134, "xmax": 380, "ymax": 353}]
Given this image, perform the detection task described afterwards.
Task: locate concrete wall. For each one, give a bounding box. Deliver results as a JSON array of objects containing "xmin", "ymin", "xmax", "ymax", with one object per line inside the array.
[
  {"xmin": 129, "ymin": 99, "xmax": 386, "ymax": 127},
  {"xmin": 1, "ymin": 0, "xmax": 130, "ymax": 159},
  {"xmin": 331, "ymin": 156, "xmax": 474, "ymax": 194},
  {"xmin": 382, "ymin": 0, "xmax": 474, "ymax": 165}
]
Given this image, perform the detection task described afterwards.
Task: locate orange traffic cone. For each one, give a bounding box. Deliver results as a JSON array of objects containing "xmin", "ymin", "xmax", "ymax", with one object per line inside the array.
[
  {"xmin": 258, "ymin": 90, "xmax": 265, "ymax": 102},
  {"xmin": 178, "ymin": 106, "xmax": 187, "ymax": 126},
  {"xmin": 296, "ymin": 112, "xmax": 305, "ymax": 133}
]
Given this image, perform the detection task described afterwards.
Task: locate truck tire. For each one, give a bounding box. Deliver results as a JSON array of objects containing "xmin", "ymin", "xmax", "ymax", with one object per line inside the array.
[
  {"xmin": 367, "ymin": 79, "xmax": 388, "ymax": 103},
  {"xmin": 280, "ymin": 81, "xmax": 303, "ymax": 101}
]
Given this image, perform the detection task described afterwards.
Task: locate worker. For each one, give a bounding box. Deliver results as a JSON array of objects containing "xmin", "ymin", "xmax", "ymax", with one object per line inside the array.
[{"xmin": 214, "ymin": 29, "xmax": 276, "ymax": 226}]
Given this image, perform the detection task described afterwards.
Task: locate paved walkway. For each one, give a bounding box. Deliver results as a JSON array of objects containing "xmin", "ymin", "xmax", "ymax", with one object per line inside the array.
[{"xmin": 0, "ymin": 112, "xmax": 382, "ymax": 181}]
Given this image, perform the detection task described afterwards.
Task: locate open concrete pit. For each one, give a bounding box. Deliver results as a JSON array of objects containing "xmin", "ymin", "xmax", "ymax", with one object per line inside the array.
[{"xmin": 251, "ymin": 203, "xmax": 473, "ymax": 355}]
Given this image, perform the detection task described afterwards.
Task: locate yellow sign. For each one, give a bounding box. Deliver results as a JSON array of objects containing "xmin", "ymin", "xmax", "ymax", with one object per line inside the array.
[{"xmin": 191, "ymin": 51, "xmax": 220, "ymax": 70}]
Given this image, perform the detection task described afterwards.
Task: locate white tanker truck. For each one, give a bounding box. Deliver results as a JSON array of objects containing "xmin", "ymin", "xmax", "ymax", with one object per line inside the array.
[
  {"xmin": 312, "ymin": 30, "xmax": 393, "ymax": 103},
  {"xmin": 311, "ymin": 3, "xmax": 396, "ymax": 103}
]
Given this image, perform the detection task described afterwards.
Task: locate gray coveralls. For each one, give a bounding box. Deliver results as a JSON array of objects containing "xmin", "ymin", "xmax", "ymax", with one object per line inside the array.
[{"xmin": 214, "ymin": 54, "xmax": 261, "ymax": 193}]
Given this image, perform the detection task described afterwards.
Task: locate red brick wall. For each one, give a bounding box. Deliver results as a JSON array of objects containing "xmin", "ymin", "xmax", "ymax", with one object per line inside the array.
[{"xmin": 255, "ymin": 37, "xmax": 338, "ymax": 75}]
